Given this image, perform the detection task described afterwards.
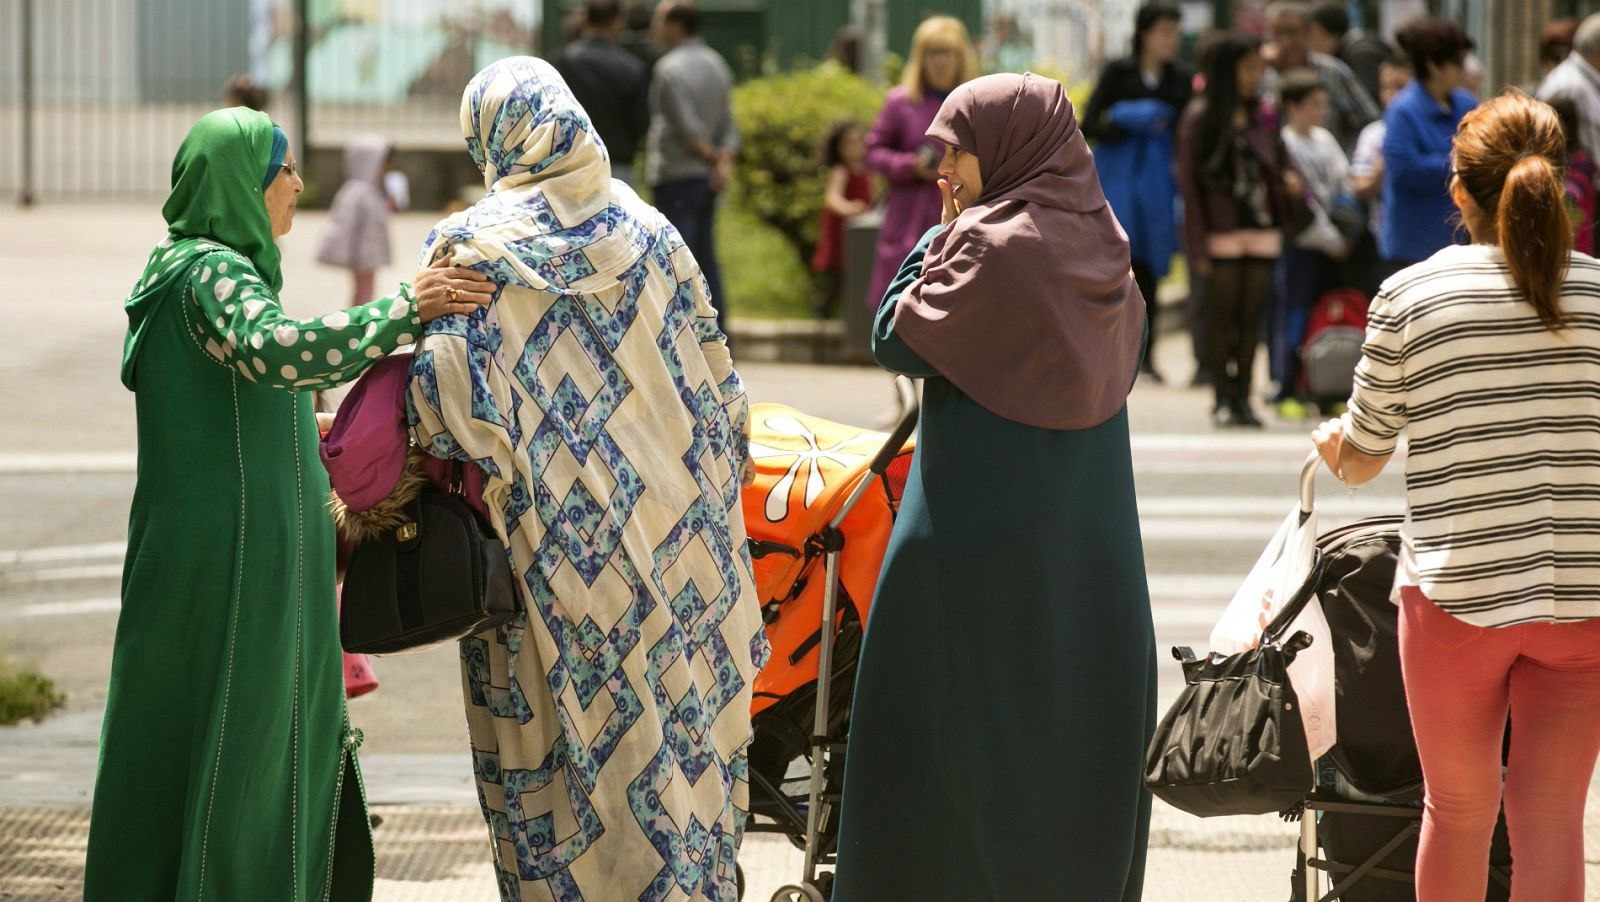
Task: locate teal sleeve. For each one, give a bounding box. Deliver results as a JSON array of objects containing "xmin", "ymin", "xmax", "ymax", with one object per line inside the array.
[
  {"xmin": 186, "ymin": 250, "xmax": 422, "ymax": 391},
  {"xmin": 871, "ymin": 225, "xmax": 944, "ymax": 379}
]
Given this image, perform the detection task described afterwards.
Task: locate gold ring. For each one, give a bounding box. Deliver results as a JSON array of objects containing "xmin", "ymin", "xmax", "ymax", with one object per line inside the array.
[{"xmin": 447, "ymin": 286, "xmax": 459, "ymax": 303}]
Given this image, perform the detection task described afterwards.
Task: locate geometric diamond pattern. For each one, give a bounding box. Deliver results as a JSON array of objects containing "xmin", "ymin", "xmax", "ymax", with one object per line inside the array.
[{"xmin": 406, "ymin": 55, "xmax": 767, "ymax": 901}]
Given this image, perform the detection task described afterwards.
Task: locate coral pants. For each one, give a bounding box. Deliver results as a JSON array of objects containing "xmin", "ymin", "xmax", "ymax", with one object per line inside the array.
[{"xmin": 1399, "ymin": 587, "xmax": 1600, "ymax": 901}]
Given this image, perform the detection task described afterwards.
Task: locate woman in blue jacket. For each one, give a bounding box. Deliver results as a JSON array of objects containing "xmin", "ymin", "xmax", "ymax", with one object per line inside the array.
[
  {"xmin": 1082, "ymin": 2, "xmax": 1193, "ymax": 382},
  {"xmin": 1381, "ymin": 18, "xmax": 1478, "ymax": 268}
]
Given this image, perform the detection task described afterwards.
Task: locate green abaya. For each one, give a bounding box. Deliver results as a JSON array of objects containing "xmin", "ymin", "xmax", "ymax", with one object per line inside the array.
[{"xmin": 84, "ymin": 108, "xmax": 420, "ymax": 901}]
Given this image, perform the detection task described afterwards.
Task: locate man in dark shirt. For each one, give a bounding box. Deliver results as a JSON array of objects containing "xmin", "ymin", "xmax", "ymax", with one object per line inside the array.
[
  {"xmin": 619, "ymin": 2, "xmax": 661, "ymax": 80},
  {"xmin": 1307, "ymin": 0, "xmax": 1392, "ymax": 108},
  {"xmin": 552, "ymin": 0, "xmax": 650, "ymax": 185}
]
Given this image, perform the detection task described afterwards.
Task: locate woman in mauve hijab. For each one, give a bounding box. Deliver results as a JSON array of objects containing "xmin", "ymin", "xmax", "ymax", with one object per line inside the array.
[{"xmin": 834, "ymin": 72, "xmax": 1155, "ymax": 900}]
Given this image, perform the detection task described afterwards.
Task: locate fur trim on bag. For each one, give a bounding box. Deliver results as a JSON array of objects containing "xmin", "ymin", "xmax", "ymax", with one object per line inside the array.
[{"xmin": 329, "ymin": 447, "xmax": 432, "ymax": 544}]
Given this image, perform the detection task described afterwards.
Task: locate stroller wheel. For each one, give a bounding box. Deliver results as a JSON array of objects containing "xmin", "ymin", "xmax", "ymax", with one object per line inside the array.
[
  {"xmin": 770, "ymin": 884, "xmax": 826, "ymax": 902},
  {"xmin": 736, "ymin": 863, "xmax": 745, "ymax": 901}
]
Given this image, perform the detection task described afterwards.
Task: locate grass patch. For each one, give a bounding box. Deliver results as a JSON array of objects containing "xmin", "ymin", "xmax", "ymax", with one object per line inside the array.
[
  {"xmin": 633, "ymin": 183, "xmax": 815, "ymax": 322},
  {"xmin": 717, "ymin": 191, "xmax": 815, "ymax": 321},
  {"xmin": 0, "ymin": 661, "xmax": 65, "ymax": 725}
]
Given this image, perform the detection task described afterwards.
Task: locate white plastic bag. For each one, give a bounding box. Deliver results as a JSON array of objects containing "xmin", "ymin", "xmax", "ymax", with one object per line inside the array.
[{"xmin": 1209, "ymin": 507, "xmax": 1338, "ymax": 761}]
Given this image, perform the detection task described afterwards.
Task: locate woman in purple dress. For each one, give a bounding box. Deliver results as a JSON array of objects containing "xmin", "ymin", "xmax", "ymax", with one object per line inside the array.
[{"xmin": 863, "ymin": 15, "xmax": 978, "ymax": 308}]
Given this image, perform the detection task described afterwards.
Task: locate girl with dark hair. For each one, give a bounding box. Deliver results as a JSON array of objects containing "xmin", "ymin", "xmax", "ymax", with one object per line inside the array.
[
  {"xmin": 811, "ymin": 120, "xmax": 876, "ymax": 317},
  {"xmin": 1314, "ymin": 90, "xmax": 1600, "ymax": 902},
  {"xmin": 1380, "ymin": 17, "xmax": 1477, "ymax": 267},
  {"xmin": 1082, "ymin": 1, "xmax": 1194, "ymax": 382},
  {"xmin": 1177, "ymin": 33, "xmax": 1301, "ymax": 426}
]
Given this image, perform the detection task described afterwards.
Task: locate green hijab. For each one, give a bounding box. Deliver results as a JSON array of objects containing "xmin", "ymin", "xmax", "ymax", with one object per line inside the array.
[{"xmin": 122, "ymin": 107, "xmax": 284, "ymax": 390}]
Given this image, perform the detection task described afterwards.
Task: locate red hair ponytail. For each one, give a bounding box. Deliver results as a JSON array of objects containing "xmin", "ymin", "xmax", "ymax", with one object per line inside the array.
[{"xmin": 1454, "ymin": 91, "xmax": 1572, "ymax": 329}]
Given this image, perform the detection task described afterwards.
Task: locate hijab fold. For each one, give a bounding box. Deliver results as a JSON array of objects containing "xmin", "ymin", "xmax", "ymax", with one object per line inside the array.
[
  {"xmin": 122, "ymin": 107, "xmax": 284, "ymax": 389},
  {"xmin": 893, "ymin": 73, "xmax": 1145, "ymax": 430},
  {"xmin": 419, "ymin": 56, "xmax": 658, "ymax": 295}
]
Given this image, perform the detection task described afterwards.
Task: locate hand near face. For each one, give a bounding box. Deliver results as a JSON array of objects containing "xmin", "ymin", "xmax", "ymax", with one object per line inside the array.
[{"xmin": 938, "ymin": 178, "xmax": 963, "ymax": 226}]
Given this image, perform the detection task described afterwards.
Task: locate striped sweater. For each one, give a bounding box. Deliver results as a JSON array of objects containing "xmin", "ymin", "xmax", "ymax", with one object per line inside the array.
[{"xmin": 1347, "ymin": 243, "xmax": 1600, "ymax": 626}]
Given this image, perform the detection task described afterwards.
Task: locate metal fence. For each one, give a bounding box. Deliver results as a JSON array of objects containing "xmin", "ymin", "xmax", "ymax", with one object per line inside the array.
[
  {"xmin": 0, "ymin": 0, "xmax": 541, "ymax": 203},
  {"xmin": 8, "ymin": 0, "xmax": 1524, "ymax": 204}
]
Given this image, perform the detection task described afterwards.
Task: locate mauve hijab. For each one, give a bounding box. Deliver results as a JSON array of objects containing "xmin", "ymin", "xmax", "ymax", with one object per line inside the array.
[{"xmin": 892, "ymin": 72, "xmax": 1145, "ymax": 430}]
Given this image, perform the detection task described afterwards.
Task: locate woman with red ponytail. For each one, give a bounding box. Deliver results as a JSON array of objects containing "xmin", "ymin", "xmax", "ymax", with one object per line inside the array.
[{"xmin": 1312, "ymin": 91, "xmax": 1600, "ymax": 901}]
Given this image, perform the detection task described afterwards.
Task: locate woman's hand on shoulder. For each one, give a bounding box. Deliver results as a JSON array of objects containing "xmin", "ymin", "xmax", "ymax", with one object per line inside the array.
[{"xmin": 412, "ymin": 254, "xmax": 496, "ymax": 323}]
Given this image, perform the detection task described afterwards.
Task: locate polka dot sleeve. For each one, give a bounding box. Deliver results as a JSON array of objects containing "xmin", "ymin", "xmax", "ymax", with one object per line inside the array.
[{"xmin": 185, "ymin": 251, "xmax": 422, "ymax": 391}]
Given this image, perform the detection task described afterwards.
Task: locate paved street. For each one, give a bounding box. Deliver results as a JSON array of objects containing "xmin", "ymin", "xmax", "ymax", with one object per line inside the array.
[{"xmin": 2, "ymin": 206, "xmax": 1597, "ymax": 899}]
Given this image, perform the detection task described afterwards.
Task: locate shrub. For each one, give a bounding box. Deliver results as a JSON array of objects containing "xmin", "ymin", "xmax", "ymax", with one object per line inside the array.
[
  {"xmin": 718, "ymin": 189, "xmax": 813, "ymax": 318},
  {"xmin": 724, "ymin": 62, "xmax": 1089, "ymax": 316},
  {"xmin": 0, "ymin": 661, "xmax": 64, "ymax": 725},
  {"xmin": 731, "ymin": 63, "xmax": 886, "ymax": 270}
]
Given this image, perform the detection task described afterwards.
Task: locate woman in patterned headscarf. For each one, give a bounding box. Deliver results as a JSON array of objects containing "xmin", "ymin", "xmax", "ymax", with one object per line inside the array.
[
  {"xmin": 406, "ymin": 57, "xmax": 768, "ymax": 900},
  {"xmin": 85, "ymin": 108, "xmax": 493, "ymax": 900}
]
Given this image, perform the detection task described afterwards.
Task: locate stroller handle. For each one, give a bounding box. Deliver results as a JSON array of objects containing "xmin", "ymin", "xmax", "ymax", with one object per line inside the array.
[
  {"xmin": 867, "ymin": 376, "xmax": 920, "ymax": 476},
  {"xmin": 1300, "ymin": 450, "xmax": 1320, "ymax": 515}
]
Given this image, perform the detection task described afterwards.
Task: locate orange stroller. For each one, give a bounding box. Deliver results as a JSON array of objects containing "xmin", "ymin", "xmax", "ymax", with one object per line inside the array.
[{"xmin": 739, "ymin": 381, "xmax": 919, "ymax": 902}]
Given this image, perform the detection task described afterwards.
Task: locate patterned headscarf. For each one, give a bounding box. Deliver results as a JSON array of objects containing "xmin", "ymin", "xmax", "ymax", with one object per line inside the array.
[{"xmin": 421, "ymin": 56, "xmax": 658, "ymax": 296}]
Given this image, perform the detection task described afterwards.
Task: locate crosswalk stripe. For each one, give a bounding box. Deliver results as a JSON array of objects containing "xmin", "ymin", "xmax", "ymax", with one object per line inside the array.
[
  {"xmin": 1130, "ymin": 434, "xmax": 1340, "ymax": 452},
  {"xmin": 1139, "ymin": 496, "xmax": 1395, "ymax": 517},
  {"xmin": 0, "ymin": 453, "xmax": 137, "ymax": 474},
  {"xmin": 0, "ymin": 542, "xmax": 127, "ymax": 566},
  {"xmin": 17, "ymin": 597, "xmax": 121, "ymax": 617},
  {"xmin": 2, "ymin": 564, "xmax": 125, "ymax": 583},
  {"xmin": 0, "ymin": 436, "xmax": 1399, "ymax": 476},
  {"xmin": 1147, "ymin": 574, "xmax": 1244, "ymax": 597}
]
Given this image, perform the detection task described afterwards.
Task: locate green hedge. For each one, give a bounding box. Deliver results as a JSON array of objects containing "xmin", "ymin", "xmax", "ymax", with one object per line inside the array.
[
  {"xmin": 719, "ymin": 64, "xmax": 1090, "ymax": 320},
  {"xmin": 717, "ymin": 188, "xmax": 814, "ymax": 319},
  {"xmin": 730, "ymin": 62, "xmax": 886, "ymax": 270}
]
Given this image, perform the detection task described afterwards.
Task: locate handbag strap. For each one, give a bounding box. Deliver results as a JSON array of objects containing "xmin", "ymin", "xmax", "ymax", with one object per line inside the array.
[{"xmin": 1259, "ymin": 550, "xmax": 1332, "ymax": 648}]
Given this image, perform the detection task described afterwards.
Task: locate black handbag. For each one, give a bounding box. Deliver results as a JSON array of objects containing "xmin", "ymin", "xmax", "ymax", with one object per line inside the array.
[
  {"xmin": 1143, "ymin": 560, "xmax": 1328, "ymax": 817},
  {"xmin": 340, "ymin": 466, "xmax": 519, "ymax": 655}
]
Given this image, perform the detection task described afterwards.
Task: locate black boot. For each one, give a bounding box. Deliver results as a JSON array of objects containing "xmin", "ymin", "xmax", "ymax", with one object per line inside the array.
[
  {"xmin": 1212, "ymin": 372, "xmax": 1237, "ymax": 427},
  {"xmin": 1230, "ymin": 399, "xmax": 1263, "ymax": 428},
  {"xmin": 1230, "ymin": 371, "xmax": 1263, "ymax": 428}
]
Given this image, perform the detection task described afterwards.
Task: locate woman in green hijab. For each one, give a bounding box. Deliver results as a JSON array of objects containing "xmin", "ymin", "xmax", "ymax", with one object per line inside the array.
[{"xmin": 83, "ymin": 107, "xmax": 493, "ymax": 901}]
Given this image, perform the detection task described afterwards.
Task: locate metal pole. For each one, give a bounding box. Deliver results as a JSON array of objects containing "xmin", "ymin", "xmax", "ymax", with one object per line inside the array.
[
  {"xmin": 294, "ymin": 0, "xmax": 310, "ymax": 164},
  {"xmin": 859, "ymin": 0, "xmax": 886, "ymax": 83},
  {"xmin": 20, "ymin": 0, "xmax": 36, "ymax": 206},
  {"xmin": 1302, "ymin": 807, "xmax": 1321, "ymax": 901},
  {"xmin": 801, "ymin": 541, "xmax": 842, "ymax": 885}
]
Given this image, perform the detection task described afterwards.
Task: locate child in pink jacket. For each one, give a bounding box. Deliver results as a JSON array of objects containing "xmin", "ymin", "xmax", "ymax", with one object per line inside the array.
[{"xmin": 318, "ymin": 135, "xmax": 395, "ymax": 306}]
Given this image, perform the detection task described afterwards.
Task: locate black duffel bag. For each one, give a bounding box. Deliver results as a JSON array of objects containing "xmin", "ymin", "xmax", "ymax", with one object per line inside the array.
[
  {"xmin": 340, "ymin": 474, "xmax": 518, "ymax": 655},
  {"xmin": 1143, "ymin": 561, "xmax": 1327, "ymax": 817}
]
